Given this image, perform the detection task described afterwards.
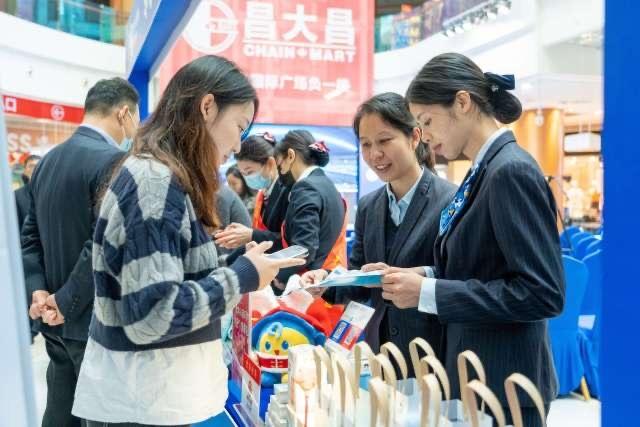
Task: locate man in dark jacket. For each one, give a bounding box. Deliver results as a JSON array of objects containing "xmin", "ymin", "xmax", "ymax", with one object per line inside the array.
[
  {"xmin": 14, "ymin": 154, "xmax": 41, "ymax": 231},
  {"xmin": 15, "ymin": 154, "xmax": 42, "ymax": 341},
  {"xmin": 21, "ymin": 78, "xmax": 139, "ymax": 427}
]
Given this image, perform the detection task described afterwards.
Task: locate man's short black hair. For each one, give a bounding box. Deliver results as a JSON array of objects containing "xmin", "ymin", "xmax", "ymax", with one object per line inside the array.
[{"xmin": 84, "ymin": 77, "xmax": 140, "ymax": 116}]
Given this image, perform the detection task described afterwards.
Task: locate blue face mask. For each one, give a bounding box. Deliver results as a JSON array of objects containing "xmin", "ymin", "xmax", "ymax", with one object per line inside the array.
[
  {"xmin": 244, "ymin": 170, "xmax": 271, "ymax": 190},
  {"xmin": 120, "ymin": 110, "xmax": 136, "ymax": 152}
]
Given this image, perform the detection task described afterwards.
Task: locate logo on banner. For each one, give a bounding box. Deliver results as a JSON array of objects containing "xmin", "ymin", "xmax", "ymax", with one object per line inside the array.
[
  {"xmin": 50, "ymin": 105, "xmax": 65, "ymax": 121},
  {"xmin": 4, "ymin": 97, "xmax": 17, "ymax": 113},
  {"xmin": 184, "ymin": 0, "xmax": 238, "ymax": 54}
]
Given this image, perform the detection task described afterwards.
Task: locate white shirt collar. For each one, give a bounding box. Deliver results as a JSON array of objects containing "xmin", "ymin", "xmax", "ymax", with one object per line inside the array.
[
  {"xmin": 264, "ymin": 175, "xmax": 278, "ymax": 197},
  {"xmin": 386, "ymin": 167, "xmax": 424, "ymax": 206},
  {"xmin": 80, "ymin": 124, "xmax": 120, "ymax": 148},
  {"xmin": 298, "ymin": 165, "xmax": 320, "ymax": 181},
  {"xmin": 474, "ymin": 127, "xmax": 510, "ymax": 167}
]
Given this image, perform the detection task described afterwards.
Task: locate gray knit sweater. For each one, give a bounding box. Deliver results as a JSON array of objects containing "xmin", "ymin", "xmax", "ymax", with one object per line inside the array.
[{"xmin": 89, "ymin": 156, "xmax": 259, "ymax": 351}]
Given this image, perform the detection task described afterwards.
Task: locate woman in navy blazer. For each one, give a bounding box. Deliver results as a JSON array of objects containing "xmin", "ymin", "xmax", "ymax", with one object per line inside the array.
[
  {"xmin": 301, "ymin": 93, "xmax": 456, "ymax": 369},
  {"xmin": 273, "ymin": 130, "xmax": 347, "ymax": 287},
  {"xmin": 379, "ymin": 53, "xmax": 564, "ymax": 427}
]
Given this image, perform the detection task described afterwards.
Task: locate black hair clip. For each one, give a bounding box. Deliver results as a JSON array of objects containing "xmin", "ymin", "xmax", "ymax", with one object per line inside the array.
[{"xmin": 484, "ymin": 72, "xmax": 515, "ymax": 92}]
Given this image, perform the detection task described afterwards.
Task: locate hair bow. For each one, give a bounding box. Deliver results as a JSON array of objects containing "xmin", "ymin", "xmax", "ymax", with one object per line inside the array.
[
  {"xmin": 484, "ymin": 72, "xmax": 516, "ymax": 92},
  {"xmin": 309, "ymin": 141, "xmax": 329, "ymax": 153}
]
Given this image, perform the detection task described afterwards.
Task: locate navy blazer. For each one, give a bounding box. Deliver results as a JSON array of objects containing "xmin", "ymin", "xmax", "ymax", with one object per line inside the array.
[
  {"xmin": 21, "ymin": 126, "xmax": 124, "ymax": 341},
  {"xmin": 277, "ymin": 168, "xmax": 345, "ymax": 283},
  {"xmin": 328, "ymin": 170, "xmax": 456, "ymax": 371},
  {"xmin": 433, "ymin": 131, "xmax": 565, "ymax": 406}
]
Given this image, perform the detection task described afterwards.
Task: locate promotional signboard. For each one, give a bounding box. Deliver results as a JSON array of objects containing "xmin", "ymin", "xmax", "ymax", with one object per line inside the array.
[{"xmin": 156, "ymin": 0, "xmax": 374, "ymax": 126}]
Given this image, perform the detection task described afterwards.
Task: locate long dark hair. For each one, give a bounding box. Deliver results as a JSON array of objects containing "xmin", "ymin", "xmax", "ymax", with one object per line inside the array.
[
  {"xmin": 353, "ymin": 92, "xmax": 434, "ymax": 171},
  {"xmin": 236, "ymin": 133, "xmax": 276, "ymax": 165},
  {"xmin": 225, "ymin": 165, "xmax": 254, "ymax": 198},
  {"xmin": 274, "ymin": 130, "xmax": 330, "ymax": 167},
  {"xmin": 128, "ymin": 55, "xmax": 258, "ymax": 228},
  {"xmin": 406, "ymin": 53, "xmax": 522, "ymax": 124}
]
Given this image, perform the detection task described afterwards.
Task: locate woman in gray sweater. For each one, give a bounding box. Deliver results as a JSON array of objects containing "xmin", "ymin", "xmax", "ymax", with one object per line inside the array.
[{"xmin": 72, "ymin": 55, "xmax": 303, "ymax": 427}]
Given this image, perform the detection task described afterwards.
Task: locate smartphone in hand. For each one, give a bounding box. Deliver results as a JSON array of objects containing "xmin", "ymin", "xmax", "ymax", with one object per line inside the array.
[{"xmin": 265, "ymin": 245, "xmax": 309, "ymax": 260}]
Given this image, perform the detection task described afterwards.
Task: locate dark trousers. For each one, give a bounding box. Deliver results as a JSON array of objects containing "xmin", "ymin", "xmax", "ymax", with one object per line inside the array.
[
  {"xmin": 85, "ymin": 422, "xmax": 190, "ymax": 427},
  {"xmin": 42, "ymin": 333, "xmax": 87, "ymax": 427}
]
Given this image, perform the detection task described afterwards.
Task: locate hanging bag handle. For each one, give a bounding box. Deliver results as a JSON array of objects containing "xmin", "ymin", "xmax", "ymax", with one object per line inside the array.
[
  {"xmin": 410, "ymin": 338, "xmax": 436, "ymax": 378},
  {"xmin": 505, "ymin": 373, "xmax": 546, "ymax": 427},
  {"xmin": 381, "ymin": 342, "xmax": 409, "ymax": 381},
  {"xmin": 457, "ymin": 350, "xmax": 487, "ymax": 419},
  {"xmin": 370, "ymin": 353, "xmax": 398, "ymax": 391},
  {"xmin": 314, "ymin": 346, "xmax": 334, "ymax": 406},
  {"xmin": 355, "ymin": 341, "xmax": 375, "ymax": 397},
  {"xmin": 421, "ymin": 374, "xmax": 442, "ymax": 427},
  {"xmin": 370, "ymin": 377, "xmax": 391, "ymax": 427},
  {"xmin": 464, "ymin": 380, "xmax": 505, "ymax": 427},
  {"xmin": 336, "ymin": 353, "xmax": 357, "ymax": 415},
  {"xmin": 419, "ymin": 354, "xmax": 451, "ymax": 418}
]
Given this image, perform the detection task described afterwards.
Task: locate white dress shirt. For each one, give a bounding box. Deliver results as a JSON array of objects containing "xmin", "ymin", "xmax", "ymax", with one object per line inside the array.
[
  {"xmin": 72, "ymin": 339, "xmax": 227, "ymax": 424},
  {"xmin": 386, "ymin": 168, "xmax": 424, "ymax": 226},
  {"xmin": 79, "ymin": 123, "xmax": 120, "ymax": 148}
]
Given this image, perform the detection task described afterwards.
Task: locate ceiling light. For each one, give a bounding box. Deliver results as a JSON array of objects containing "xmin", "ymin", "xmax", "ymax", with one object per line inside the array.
[{"xmin": 462, "ymin": 19, "xmax": 473, "ymax": 31}]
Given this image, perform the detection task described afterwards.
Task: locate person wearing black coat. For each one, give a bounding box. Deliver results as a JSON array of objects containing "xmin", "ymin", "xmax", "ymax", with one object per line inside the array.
[
  {"xmin": 397, "ymin": 53, "xmax": 564, "ymax": 427},
  {"xmin": 273, "ymin": 130, "xmax": 347, "ymax": 286},
  {"xmin": 301, "ymin": 93, "xmax": 456, "ymax": 370},
  {"xmin": 14, "ymin": 154, "xmax": 41, "ymax": 232},
  {"xmin": 21, "ymin": 78, "xmax": 138, "ymax": 427}
]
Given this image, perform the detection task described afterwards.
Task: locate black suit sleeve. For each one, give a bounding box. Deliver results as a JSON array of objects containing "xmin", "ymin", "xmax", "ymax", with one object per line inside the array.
[
  {"xmin": 251, "ymin": 228, "xmax": 283, "ymax": 247},
  {"xmin": 54, "ymin": 151, "xmax": 124, "ymax": 320},
  {"xmin": 21, "ymin": 187, "xmax": 47, "ymax": 296},
  {"xmin": 348, "ymin": 198, "xmax": 366, "ymax": 271},
  {"xmin": 435, "ymin": 161, "xmax": 565, "ymax": 323},
  {"xmin": 276, "ymin": 181, "xmax": 322, "ymax": 283}
]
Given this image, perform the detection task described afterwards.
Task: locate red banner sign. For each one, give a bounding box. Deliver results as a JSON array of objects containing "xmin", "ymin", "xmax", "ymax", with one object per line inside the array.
[
  {"xmin": 242, "ymin": 353, "xmax": 263, "ymax": 385},
  {"xmin": 157, "ymin": 0, "xmax": 374, "ymax": 126},
  {"xmin": 2, "ymin": 95, "xmax": 84, "ymax": 124},
  {"xmin": 232, "ymin": 294, "xmax": 251, "ymax": 361}
]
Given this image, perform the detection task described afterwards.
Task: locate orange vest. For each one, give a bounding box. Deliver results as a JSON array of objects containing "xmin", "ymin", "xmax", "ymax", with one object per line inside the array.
[
  {"xmin": 280, "ymin": 198, "xmax": 348, "ymax": 271},
  {"xmin": 252, "ymin": 190, "xmax": 268, "ymax": 231}
]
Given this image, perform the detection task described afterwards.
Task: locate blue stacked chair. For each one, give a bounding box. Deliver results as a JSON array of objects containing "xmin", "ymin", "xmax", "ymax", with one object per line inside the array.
[
  {"xmin": 569, "ymin": 231, "xmax": 591, "ymax": 255},
  {"xmin": 585, "ymin": 239, "xmax": 602, "ymax": 256},
  {"xmin": 580, "ymin": 249, "xmax": 603, "ymax": 397},
  {"xmin": 574, "ymin": 236, "xmax": 597, "ymax": 260},
  {"xmin": 549, "ymin": 255, "xmax": 590, "ymax": 397},
  {"xmin": 560, "ymin": 226, "xmax": 582, "ymax": 249}
]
